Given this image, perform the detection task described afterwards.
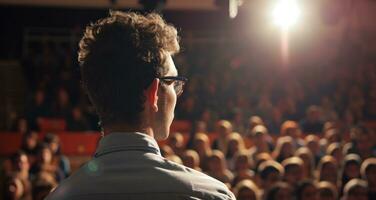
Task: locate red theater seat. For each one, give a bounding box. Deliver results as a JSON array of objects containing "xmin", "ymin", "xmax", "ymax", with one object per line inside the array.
[
  {"xmin": 0, "ymin": 133, "xmax": 22, "ymax": 156},
  {"xmin": 38, "ymin": 118, "xmax": 67, "ymax": 132},
  {"xmin": 56, "ymin": 132, "xmax": 101, "ymax": 156},
  {"xmin": 0, "ymin": 132, "xmax": 101, "ymax": 156}
]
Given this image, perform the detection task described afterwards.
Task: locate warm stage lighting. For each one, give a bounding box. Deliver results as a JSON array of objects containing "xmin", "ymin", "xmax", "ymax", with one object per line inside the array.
[{"xmin": 272, "ymin": 0, "xmax": 300, "ymax": 29}]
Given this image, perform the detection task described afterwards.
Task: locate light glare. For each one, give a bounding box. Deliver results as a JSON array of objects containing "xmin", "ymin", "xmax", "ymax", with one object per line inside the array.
[{"xmin": 272, "ymin": 0, "xmax": 300, "ymax": 29}]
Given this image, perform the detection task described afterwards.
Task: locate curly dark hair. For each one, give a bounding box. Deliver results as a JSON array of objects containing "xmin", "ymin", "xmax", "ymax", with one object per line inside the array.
[{"xmin": 78, "ymin": 11, "xmax": 180, "ymax": 126}]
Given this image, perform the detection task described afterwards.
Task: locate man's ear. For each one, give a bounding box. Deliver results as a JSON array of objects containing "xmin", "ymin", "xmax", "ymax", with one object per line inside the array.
[{"xmin": 146, "ymin": 78, "xmax": 159, "ymax": 112}]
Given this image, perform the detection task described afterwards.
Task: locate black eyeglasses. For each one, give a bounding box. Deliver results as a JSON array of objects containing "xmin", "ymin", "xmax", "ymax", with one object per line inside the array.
[{"xmin": 159, "ymin": 76, "xmax": 188, "ymax": 97}]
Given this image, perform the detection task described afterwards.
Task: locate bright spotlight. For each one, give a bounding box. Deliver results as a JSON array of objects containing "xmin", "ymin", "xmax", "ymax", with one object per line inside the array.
[{"xmin": 272, "ymin": 0, "xmax": 300, "ymax": 29}]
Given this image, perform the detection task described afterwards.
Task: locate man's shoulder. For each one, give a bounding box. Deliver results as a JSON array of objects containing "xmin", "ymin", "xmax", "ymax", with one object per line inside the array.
[
  {"xmin": 146, "ymin": 158, "xmax": 235, "ymax": 199},
  {"xmin": 47, "ymin": 157, "xmax": 235, "ymax": 200}
]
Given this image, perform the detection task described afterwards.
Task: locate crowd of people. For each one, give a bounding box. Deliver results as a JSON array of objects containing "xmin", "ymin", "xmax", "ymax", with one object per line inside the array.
[
  {"xmin": 1, "ymin": 35, "xmax": 376, "ymax": 199},
  {"xmin": 1, "ymin": 133, "xmax": 70, "ymax": 200},
  {"xmin": 2, "ymin": 117, "xmax": 376, "ymax": 200},
  {"xmin": 179, "ymin": 119, "xmax": 375, "ymax": 200},
  {"xmin": 6, "ymin": 40, "xmax": 376, "ymax": 135}
]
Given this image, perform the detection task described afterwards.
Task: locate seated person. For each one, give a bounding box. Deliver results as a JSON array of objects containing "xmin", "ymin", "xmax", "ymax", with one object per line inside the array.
[
  {"xmin": 342, "ymin": 179, "xmax": 368, "ymax": 200},
  {"xmin": 233, "ymin": 179, "xmax": 261, "ymax": 200},
  {"xmin": 281, "ymin": 157, "xmax": 304, "ymax": 187}
]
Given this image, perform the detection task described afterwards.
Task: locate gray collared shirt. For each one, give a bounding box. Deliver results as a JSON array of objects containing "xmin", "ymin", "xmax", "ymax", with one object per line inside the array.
[{"xmin": 46, "ymin": 132, "xmax": 236, "ymax": 200}]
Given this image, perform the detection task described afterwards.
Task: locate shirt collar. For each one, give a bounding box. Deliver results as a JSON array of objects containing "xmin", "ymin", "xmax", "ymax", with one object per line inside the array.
[{"xmin": 94, "ymin": 132, "xmax": 161, "ymax": 158}]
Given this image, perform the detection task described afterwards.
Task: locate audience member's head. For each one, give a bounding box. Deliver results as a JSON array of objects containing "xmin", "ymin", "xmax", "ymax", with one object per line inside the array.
[
  {"xmin": 160, "ymin": 145, "xmax": 174, "ymax": 157},
  {"xmin": 206, "ymin": 150, "xmax": 233, "ymax": 185},
  {"xmin": 264, "ymin": 182, "xmax": 292, "ymax": 200},
  {"xmin": 232, "ymin": 151, "xmax": 255, "ymax": 186},
  {"xmin": 192, "ymin": 133, "xmax": 211, "ymax": 158},
  {"xmin": 37, "ymin": 143, "xmax": 53, "ymax": 165},
  {"xmin": 324, "ymin": 128, "xmax": 341, "ymax": 145},
  {"xmin": 10, "ymin": 150, "xmax": 30, "ymax": 173},
  {"xmin": 207, "ymin": 150, "xmax": 227, "ymax": 174},
  {"xmin": 305, "ymin": 135, "xmax": 321, "ymax": 156},
  {"xmin": 317, "ymin": 181, "xmax": 338, "ymax": 200},
  {"xmin": 44, "ymin": 134, "xmax": 61, "ymax": 155},
  {"xmin": 56, "ymin": 88, "xmax": 70, "ymax": 108},
  {"xmin": 280, "ymin": 120, "xmax": 301, "ymax": 138},
  {"xmin": 317, "ymin": 155, "xmax": 338, "ymax": 185},
  {"xmin": 342, "ymin": 179, "xmax": 368, "ymax": 200},
  {"xmin": 282, "ymin": 157, "xmax": 304, "ymax": 186},
  {"xmin": 349, "ymin": 125, "xmax": 373, "ymax": 159},
  {"xmin": 194, "ymin": 120, "xmax": 208, "ymax": 133},
  {"xmin": 168, "ymin": 132, "xmax": 184, "ymax": 155},
  {"xmin": 225, "ymin": 132, "xmax": 245, "ymax": 159},
  {"xmin": 233, "ymin": 150, "xmax": 252, "ymax": 172},
  {"xmin": 295, "ymin": 147, "xmax": 315, "ymax": 179},
  {"xmin": 34, "ymin": 89, "xmax": 46, "ymax": 106},
  {"xmin": 233, "ymin": 180, "xmax": 261, "ymax": 200},
  {"xmin": 326, "ymin": 142, "xmax": 343, "ymax": 163},
  {"xmin": 181, "ymin": 150, "xmax": 201, "ymax": 171},
  {"xmin": 248, "ymin": 116, "xmax": 264, "ymax": 131},
  {"xmin": 341, "ymin": 154, "xmax": 362, "ymax": 188},
  {"xmin": 70, "ymin": 106, "xmax": 85, "ymax": 122},
  {"xmin": 273, "ymin": 136, "xmax": 294, "ymax": 163},
  {"xmin": 360, "ymin": 157, "xmax": 376, "ymax": 191},
  {"xmin": 13, "ymin": 117, "xmax": 29, "ymax": 134},
  {"xmin": 295, "ymin": 180, "xmax": 318, "ymax": 200},
  {"xmin": 247, "ymin": 125, "xmax": 270, "ymax": 152},
  {"xmin": 254, "ymin": 153, "xmax": 273, "ymax": 172},
  {"xmin": 323, "ymin": 121, "xmax": 336, "ymax": 133},
  {"xmin": 216, "ymin": 120, "xmax": 233, "ymax": 137},
  {"xmin": 21, "ymin": 131, "xmax": 39, "ymax": 155},
  {"xmin": 305, "ymin": 105, "xmax": 322, "ymax": 123},
  {"xmin": 258, "ymin": 160, "xmax": 284, "ymax": 190}
]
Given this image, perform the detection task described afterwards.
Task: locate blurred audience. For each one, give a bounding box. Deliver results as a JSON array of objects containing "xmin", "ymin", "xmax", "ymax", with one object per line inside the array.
[{"xmin": 1, "ymin": 32, "xmax": 376, "ymax": 200}]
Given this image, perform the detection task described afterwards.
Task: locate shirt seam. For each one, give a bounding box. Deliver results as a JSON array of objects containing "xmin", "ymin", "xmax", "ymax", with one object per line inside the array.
[{"xmin": 94, "ymin": 145, "xmax": 160, "ymax": 157}]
